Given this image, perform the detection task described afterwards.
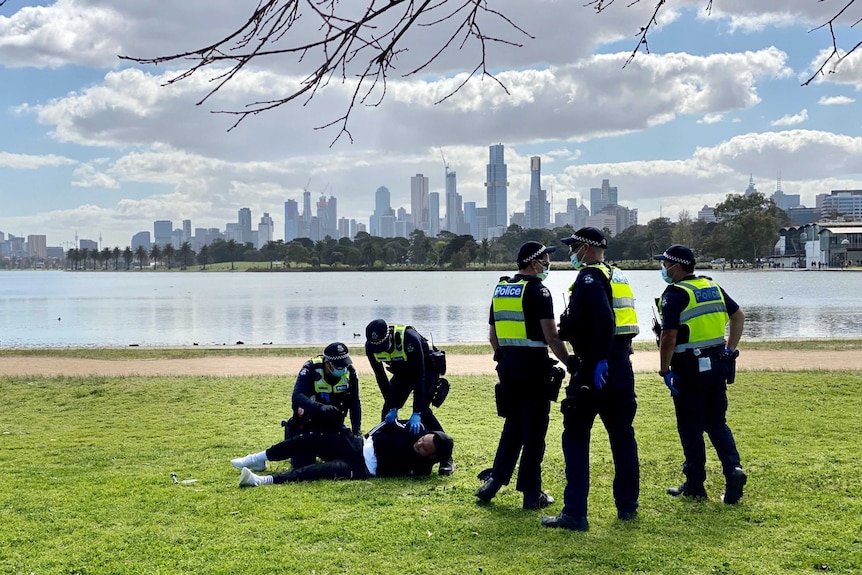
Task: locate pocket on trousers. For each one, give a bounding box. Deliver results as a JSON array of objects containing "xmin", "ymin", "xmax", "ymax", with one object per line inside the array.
[{"xmin": 494, "ymin": 383, "xmax": 510, "ymax": 418}]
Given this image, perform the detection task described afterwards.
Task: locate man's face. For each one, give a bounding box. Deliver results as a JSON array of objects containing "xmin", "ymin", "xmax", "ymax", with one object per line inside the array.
[
  {"xmin": 413, "ymin": 434, "xmax": 437, "ymax": 457},
  {"xmin": 532, "ymin": 256, "xmax": 550, "ymax": 275}
]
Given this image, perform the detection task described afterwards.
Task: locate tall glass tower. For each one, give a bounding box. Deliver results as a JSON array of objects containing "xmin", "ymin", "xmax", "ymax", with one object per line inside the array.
[{"xmin": 485, "ymin": 144, "xmax": 508, "ymax": 229}]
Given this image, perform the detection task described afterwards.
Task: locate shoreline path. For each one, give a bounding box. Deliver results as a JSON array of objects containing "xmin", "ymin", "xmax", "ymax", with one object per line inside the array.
[{"xmin": 1, "ymin": 349, "xmax": 859, "ymax": 377}]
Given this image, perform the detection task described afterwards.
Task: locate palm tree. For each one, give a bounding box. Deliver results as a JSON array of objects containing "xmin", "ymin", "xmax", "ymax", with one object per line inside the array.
[
  {"xmin": 100, "ymin": 248, "xmax": 112, "ymax": 270},
  {"xmin": 197, "ymin": 244, "xmax": 210, "ymax": 270},
  {"xmin": 226, "ymin": 239, "xmax": 237, "ymax": 270},
  {"xmin": 179, "ymin": 241, "xmax": 192, "ymax": 269},
  {"xmin": 135, "ymin": 246, "xmax": 148, "ymax": 270},
  {"xmin": 112, "ymin": 247, "xmax": 121, "ymax": 270},
  {"xmin": 80, "ymin": 248, "xmax": 90, "ymax": 270},
  {"xmin": 123, "ymin": 247, "xmax": 134, "ymax": 270},
  {"xmin": 149, "ymin": 245, "xmax": 162, "ymax": 270},
  {"xmin": 162, "ymin": 243, "xmax": 175, "ymax": 270}
]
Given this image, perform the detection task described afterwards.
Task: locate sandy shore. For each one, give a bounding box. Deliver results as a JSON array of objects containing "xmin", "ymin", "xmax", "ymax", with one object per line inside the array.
[{"xmin": 0, "ymin": 349, "xmax": 859, "ymax": 377}]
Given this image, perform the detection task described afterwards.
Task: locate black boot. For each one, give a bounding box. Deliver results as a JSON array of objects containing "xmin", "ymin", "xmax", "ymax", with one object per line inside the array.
[
  {"xmin": 475, "ymin": 477, "xmax": 502, "ymax": 503},
  {"xmin": 723, "ymin": 467, "xmax": 747, "ymax": 504},
  {"xmin": 666, "ymin": 481, "xmax": 707, "ymax": 499},
  {"xmin": 523, "ymin": 491, "xmax": 554, "ymax": 510},
  {"xmin": 438, "ymin": 458, "xmax": 455, "ymax": 476}
]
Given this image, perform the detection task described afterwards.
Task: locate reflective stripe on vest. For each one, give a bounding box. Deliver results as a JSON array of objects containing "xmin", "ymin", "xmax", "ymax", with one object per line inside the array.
[
  {"xmin": 577, "ymin": 263, "xmax": 640, "ymax": 337},
  {"xmin": 372, "ymin": 325, "xmax": 410, "ymax": 363},
  {"xmin": 492, "ymin": 279, "xmax": 546, "ymax": 348},
  {"xmin": 310, "ymin": 355, "xmax": 351, "ymax": 395},
  {"xmin": 673, "ymin": 278, "xmax": 729, "ymax": 353},
  {"xmin": 608, "ymin": 266, "xmax": 640, "ymax": 336}
]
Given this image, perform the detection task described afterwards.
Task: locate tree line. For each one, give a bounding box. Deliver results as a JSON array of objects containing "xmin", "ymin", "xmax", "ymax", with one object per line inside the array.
[{"xmin": 55, "ymin": 192, "xmax": 789, "ymax": 271}]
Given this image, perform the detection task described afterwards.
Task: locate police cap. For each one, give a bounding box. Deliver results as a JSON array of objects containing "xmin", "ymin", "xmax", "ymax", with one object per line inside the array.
[
  {"xmin": 516, "ymin": 241, "xmax": 557, "ymax": 267},
  {"xmin": 653, "ymin": 244, "xmax": 696, "ymax": 267},
  {"xmin": 323, "ymin": 342, "xmax": 352, "ymax": 368},
  {"xmin": 561, "ymin": 227, "xmax": 607, "ymax": 249},
  {"xmin": 365, "ymin": 319, "xmax": 391, "ymax": 353}
]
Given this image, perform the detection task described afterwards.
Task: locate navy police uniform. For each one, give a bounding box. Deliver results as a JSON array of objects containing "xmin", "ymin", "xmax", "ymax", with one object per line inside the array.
[
  {"xmin": 365, "ymin": 321, "xmax": 445, "ymax": 433},
  {"xmin": 486, "ymin": 271, "xmax": 556, "ymax": 499},
  {"xmin": 286, "ymin": 342, "xmax": 361, "ymax": 467},
  {"xmin": 658, "ymin": 270, "xmax": 743, "ymax": 491},
  {"xmin": 557, "ymin": 228, "xmax": 640, "ymax": 523}
]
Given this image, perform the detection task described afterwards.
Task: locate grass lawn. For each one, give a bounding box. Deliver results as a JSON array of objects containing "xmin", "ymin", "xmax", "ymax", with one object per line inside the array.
[{"xmin": 1, "ymin": 369, "xmax": 860, "ymax": 574}]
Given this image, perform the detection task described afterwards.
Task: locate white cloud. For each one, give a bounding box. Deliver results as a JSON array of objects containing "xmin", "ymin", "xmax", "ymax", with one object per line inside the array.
[
  {"xmin": 0, "ymin": 151, "xmax": 75, "ymax": 169},
  {"xmin": 698, "ymin": 113, "xmax": 724, "ymax": 124},
  {"xmin": 771, "ymin": 109, "xmax": 808, "ymax": 126},
  {"xmin": 818, "ymin": 95, "xmax": 855, "ymax": 106}
]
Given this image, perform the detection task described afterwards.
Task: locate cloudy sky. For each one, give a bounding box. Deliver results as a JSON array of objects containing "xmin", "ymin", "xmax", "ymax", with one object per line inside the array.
[{"xmin": 2, "ymin": 0, "xmax": 862, "ymax": 248}]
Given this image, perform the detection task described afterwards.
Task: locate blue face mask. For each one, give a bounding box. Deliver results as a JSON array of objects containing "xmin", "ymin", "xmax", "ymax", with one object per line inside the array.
[
  {"xmin": 570, "ymin": 246, "xmax": 586, "ymax": 270},
  {"xmin": 331, "ymin": 366, "xmax": 348, "ymax": 377},
  {"xmin": 661, "ymin": 266, "xmax": 673, "ymax": 284},
  {"xmin": 534, "ymin": 260, "xmax": 549, "ymax": 281}
]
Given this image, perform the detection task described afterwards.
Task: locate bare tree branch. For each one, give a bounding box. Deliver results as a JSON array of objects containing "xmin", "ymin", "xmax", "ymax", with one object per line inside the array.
[
  {"xmin": 802, "ymin": 0, "xmax": 862, "ymax": 85},
  {"xmin": 120, "ymin": 0, "xmax": 531, "ymax": 144}
]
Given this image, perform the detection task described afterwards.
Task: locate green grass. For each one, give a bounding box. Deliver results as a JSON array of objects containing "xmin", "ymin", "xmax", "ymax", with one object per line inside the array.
[
  {"xmin": 2, "ymin": 370, "xmax": 860, "ymax": 574},
  {"xmin": 0, "ymin": 339, "xmax": 859, "ymax": 360}
]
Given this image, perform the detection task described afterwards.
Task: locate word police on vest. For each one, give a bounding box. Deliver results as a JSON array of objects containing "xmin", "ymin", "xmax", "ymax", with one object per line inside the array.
[{"xmin": 494, "ymin": 284, "xmax": 524, "ymax": 298}]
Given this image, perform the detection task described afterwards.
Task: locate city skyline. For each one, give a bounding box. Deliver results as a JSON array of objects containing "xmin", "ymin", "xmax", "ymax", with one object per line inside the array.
[{"xmin": 4, "ymin": 3, "xmax": 862, "ymax": 248}]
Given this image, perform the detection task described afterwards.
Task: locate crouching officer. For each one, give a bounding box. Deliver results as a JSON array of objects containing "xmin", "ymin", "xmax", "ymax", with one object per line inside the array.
[
  {"xmin": 543, "ymin": 227, "xmax": 640, "ymax": 532},
  {"xmin": 365, "ymin": 319, "xmax": 454, "ymax": 475},
  {"xmin": 283, "ymin": 342, "xmax": 361, "ymax": 468},
  {"xmin": 654, "ymin": 245, "xmax": 747, "ymax": 504}
]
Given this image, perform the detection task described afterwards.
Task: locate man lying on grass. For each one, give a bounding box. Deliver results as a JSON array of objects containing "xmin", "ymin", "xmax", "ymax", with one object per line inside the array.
[{"xmin": 231, "ymin": 421, "xmax": 454, "ymax": 487}]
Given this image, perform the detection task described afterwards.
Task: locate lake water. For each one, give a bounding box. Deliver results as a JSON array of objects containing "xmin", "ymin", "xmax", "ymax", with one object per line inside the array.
[{"xmin": 0, "ymin": 269, "xmax": 860, "ymax": 348}]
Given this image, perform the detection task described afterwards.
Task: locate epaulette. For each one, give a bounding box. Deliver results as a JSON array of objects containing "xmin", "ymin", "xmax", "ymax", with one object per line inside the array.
[{"xmin": 498, "ymin": 275, "xmax": 511, "ymax": 282}]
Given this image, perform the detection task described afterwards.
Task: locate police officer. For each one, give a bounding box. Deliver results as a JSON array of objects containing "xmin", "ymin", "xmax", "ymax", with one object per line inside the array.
[
  {"xmin": 285, "ymin": 342, "xmax": 361, "ymax": 467},
  {"xmin": 654, "ymin": 245, "xmax": 747, "ymax": 504},
  {"xmin": 477, "ymin": 241, "xmax": 576, "ymax": 510},
  {"xmin": 365, "ymin": 319, "xmax": 455, "ymax": 475},
  {"xmin": 542, "ymin": 227, "xmax": 640, "ymax": 531}
]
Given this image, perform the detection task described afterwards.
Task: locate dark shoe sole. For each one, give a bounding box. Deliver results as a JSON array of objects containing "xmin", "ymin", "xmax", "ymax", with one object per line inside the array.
[{"xmin": 541, "ymin": 514, "xmax": 588, "ymax": 531}]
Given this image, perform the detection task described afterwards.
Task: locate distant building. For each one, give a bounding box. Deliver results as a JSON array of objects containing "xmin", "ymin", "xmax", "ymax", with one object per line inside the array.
[
  {"xmin": 697, "ymin": 205, "xmax": 716, "ymax": 223},
  {"xmin": 590, "ymin": 179, "xmax": 618, "ymax": 215},
  {"xmin": 131, "ymin": 231, "xmax": 151, "ymax": 251},
  {"xmin": 27, "ymin": 235, "xmax": 47, "ymax": 259},
  {"xmin": 821, "ymin": 190, "xmax": 862, "ymax": 220},
  {"xmin": 284, "ymin": 199, "xmax": 299, "ymax": 242},
  {"xmin": 485, "ymin": 144, "xmax": 508, "ymax": 229},
  {"xmin": 153, "ymin": 220, "xmax": 172, "ymax": 247}
]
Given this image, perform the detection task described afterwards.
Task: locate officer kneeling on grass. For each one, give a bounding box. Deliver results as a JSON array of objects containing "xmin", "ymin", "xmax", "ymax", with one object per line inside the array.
[
  {"xmin": 654, "ymin": 244, "xmax": 747, "ymax": 505},
  {"xmin": 281, "ymin": 342, "xmax": 361, "ymax": 468},
  {"xmin": 364, "ymin": 319, "xmax": 454, "ymax": 476}
]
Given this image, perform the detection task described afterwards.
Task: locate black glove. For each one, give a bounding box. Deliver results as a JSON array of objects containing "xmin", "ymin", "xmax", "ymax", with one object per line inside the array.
[
  {"xmin": 317, "ymin": 404, "xmax": 342, "ymax": 424},
  {"xmin": 565, "ymin": 355, "xmax": 581, "ymax": 374}
]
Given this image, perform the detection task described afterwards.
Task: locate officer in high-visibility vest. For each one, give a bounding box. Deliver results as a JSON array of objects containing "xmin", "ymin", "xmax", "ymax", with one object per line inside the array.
[
  {"xmin": 654, "ymin": 244, "xmax": 747, "ymax": 505},
  {"xmin": 364, "ymin": 319, "xmax": 454, "ymax": 475},
  {"xmin": 285, "ymin": 342, "xmax": 362, "ymax": 468},
  {"xmin": 542, "ymin": 227, "xmax": 640, "ymax": 532},
  {"xmin": 477, "ymin": 241, "xmax": 577, "ymax": 511}
]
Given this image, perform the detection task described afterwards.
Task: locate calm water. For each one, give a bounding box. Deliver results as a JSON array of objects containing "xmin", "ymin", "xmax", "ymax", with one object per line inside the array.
[{"xmin": 0, "ymin": 269, "xmax": 860, "ymax": 348}]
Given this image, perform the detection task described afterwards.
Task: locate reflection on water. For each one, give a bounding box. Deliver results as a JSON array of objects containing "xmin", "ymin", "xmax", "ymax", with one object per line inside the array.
[{"xmin": 0, "ymin": 270, "xmax": 860, "ymax": 347}]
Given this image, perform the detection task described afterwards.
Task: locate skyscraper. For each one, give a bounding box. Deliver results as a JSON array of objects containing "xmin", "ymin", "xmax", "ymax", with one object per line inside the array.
[
  {"xmin": 528, "ymin": 156, "xmax": 548, "ymax": 229},
  {"xmin": 429, "ymin": 192, "xmax": 440, "ymax": 237},
  {"xmin": 153, "ymin": 220, "xmax": 172, "ymax": 247},
  {"xmin": 372, "ymin": 186, "xmax": 391, "ymax": 237},
  {"xmin": 258, "ymin": 213, "xmax": 273, "ymax": 248},
  {"xmin": 485, "ymin": 144, "xmax": 508, "ymax": 229},
  {"xmin": 590, "ymin": 179, "xmax": 618, "ymax": 215},
  {"xmin": 411, "ymin": 174, "xmax": 430, "ymax": 232},
  {"xmin": 182, "ymin": 220, "xmax": 191, "ymax": 243},
  {"xmin": 444, "ymin": 168, "xmax": 461, "ymax": 233},
  {"xmin": 284, "ymin": 199, "xmax": 299, "ymax": 241},
  {"xmin": 238, "ymin": 208, "xmax": 252, "ymax": 244}
]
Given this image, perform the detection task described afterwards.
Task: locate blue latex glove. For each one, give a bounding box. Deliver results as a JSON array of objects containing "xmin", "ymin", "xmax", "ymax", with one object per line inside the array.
[
  {"xmin": 407, "ymin": 412, "xmax": 424, "ymax": 434},
  {"xmin": 593, "ymin": 359, "xmax": 608, "ymax": 390},
  {"xmin": 663, "ymin": 371, "xmax": 679, "ymax": 397},
  {"xmin": 384, "ymin": 408, "xmax": 398, "ymax": 424}
]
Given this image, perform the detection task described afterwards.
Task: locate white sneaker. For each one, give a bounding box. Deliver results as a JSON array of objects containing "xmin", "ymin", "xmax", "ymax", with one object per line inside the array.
[
  {"xmin": 230, "ymin": 452, "xmax": 266, "ymax": 471},
  {"xmin": 239, "ymin": 467, "xmax": 264, "ymax": 488}
]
